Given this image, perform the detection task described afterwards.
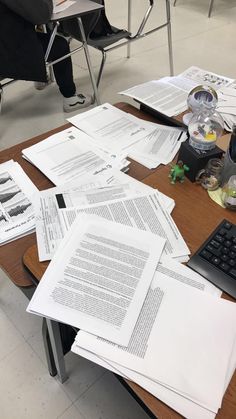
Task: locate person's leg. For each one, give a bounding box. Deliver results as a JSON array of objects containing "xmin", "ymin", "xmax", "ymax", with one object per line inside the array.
[
  {"xmin": 37, "ymin": 32, "xmax": 92, "ymax": 111},
  {"xmin": 37, "ymin": 32, "xmax": 76, "ymax": 97}
]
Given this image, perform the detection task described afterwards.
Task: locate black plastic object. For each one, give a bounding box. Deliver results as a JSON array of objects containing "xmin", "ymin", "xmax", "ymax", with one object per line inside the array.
[
  {"xmin": 187, "ymin": 219, "xmax": 236, "ymax": 298},
  {"xmin": 178, "ymin": 140, "xmax": 224, "ymax": 182}
]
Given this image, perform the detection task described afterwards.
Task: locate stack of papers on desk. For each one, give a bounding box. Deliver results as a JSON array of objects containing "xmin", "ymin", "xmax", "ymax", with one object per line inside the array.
[
  {"xmin": 28, "ymin": 214, "xmax": 166, "ymax": 345},
  {"xmin": 22, "ymin": 126, "xmax": 129, "ymax": 186},
  {"xmin": 0, "ymin": 160, "xmax": 37, "ymax": 244},
  {"xmin": 68, "ymin": 103, "xmax": 188, "ymax": 169},
  {"xmin": 119, "ymin": 66, "xmax": 234, "ymax": 118},
  {"xmin": 32, "ymin": 169, "xmax": 188, "ymax": 262},
  {"xmin": 72, "ymin": 260, "xmax": 236, "ymax": 419},
  {"xmin": 217, "ymin": 85, "xmax": 236, "ymax": 131}
]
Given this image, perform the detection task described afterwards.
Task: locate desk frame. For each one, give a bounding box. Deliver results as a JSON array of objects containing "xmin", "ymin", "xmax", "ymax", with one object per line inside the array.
[{"xmin": 1, "ymin": 103, "xmax": 236, "ymax": 418}]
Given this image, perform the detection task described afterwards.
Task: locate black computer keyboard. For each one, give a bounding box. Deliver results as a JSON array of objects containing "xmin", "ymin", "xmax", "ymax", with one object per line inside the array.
[{"xmin": 187, "ymin": 220, "xmax": 236, "ymax": 298}]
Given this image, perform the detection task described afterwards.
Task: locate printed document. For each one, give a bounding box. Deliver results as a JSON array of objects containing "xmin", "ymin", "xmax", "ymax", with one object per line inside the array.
[
  {"xmin": 120, "ymin": 66, "xmax": 234, "ymax": 117},
  {"xmin": 35, "ymin": 181, "xmax": 151, "ymax": 261},
  {"xmin": 22, "ymin": 127, "xmax": 124, "ymax": 186},
  {"xmin": 72, "ymin": 260, "xmax": 223, "ymax": 419},
  {"xmin": 59, "ymin": 191, "xmax": 190, "ymax": 261},
  {"xmin": 120, "ymin": 79, "xmax": 189, "ymax": 117},
  {"xmin": 128, "ymin": 121, "xmax": 187, "ymax": 168},
  {"xmin": 67, "ymin": 103, "xmax": 153, "ymax": 154},
  {"xmin": 180, "ymin": 66, "xmax": 234, "ymax": 90},
  {"xmin": 34, "ymin": 170, "xmax": 175, "ymax": 261},
  {"xmin": 0, "ymin": 160, "xmax": 37, "ymax": 244},
  {"xmin": 27, "ymin": 215, "xmax": 165, "ymax": 345},
  {"xmin": 76, "ymin": 273, "xmax": 236, "ymax": 411}
]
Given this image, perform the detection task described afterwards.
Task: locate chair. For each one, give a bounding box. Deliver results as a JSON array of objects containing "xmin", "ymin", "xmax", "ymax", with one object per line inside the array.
[
  {"xmin": 173, "ymin": 0, "xmax": 215, "ymax": 18},
  {"xmin": 61, "ymin": 0, "xmax": 174, "ymax": 89}
]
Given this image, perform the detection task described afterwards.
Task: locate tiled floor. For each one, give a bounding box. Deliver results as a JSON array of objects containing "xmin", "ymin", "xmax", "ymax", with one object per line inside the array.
[{"xmin": 1, "ymin": 1, "xmax": 236, "ymax": 418}]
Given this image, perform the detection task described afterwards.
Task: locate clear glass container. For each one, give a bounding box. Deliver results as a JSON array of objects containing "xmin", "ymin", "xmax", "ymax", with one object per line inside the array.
[
  {"xmin": 222, "ymin": 175, "xmax": 236, "ymax": 210},
  {"xmin": 187, "ymin": 85, "xmax": 218, "ymax": 113},
  {"xmin": 196, "ymin": 158, "xmax": 223, "ymax": 190},
  {"xmin": 188, "ymin": 108, "xmax": 224, "ymax": 151}
]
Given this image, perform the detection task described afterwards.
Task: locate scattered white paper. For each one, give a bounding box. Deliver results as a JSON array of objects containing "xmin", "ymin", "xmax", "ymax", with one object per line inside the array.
[
  {"xmin": 76, "ymin": 273, "xmax": 236, "ymax": 411},
  {"xmin": 22, "ymin": 127, "xmax": 124, "ymax": 186},
  {"xmin": 58, "ymin": 191, "xmax": 190, "ymax": 261},
  {"xmin": 27, "ymin": 214, "xmax": 166, "ymax": 345},
  {"xmin": 0, "ymin": 160, "xmax": 37, "ymax": 244},
  {"xmin": 68, "ymin": 103, "xmax": 154, "ymax": 154}
]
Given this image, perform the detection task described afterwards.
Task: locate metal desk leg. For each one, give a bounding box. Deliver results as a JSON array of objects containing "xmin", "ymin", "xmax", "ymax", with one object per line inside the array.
[
  {"xmin": 77, "ymin": 17, "xmax": 101, "ymax": 105},
  {"xmin": 208, "ymin": 0, "xmax": 215, "ymax": 18},
  {"xmin": 46, "ymin": 319, "xmax": 68, "ymax": 383},
  {"xmin": 42, "ymin": 318, "xmax": 57, "ymax": 377}
]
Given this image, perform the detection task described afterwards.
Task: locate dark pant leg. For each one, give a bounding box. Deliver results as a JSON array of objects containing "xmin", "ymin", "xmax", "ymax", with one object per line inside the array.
[{"xmin": 37, "ymin": 32, "xmax": 76, "ymax": 98}]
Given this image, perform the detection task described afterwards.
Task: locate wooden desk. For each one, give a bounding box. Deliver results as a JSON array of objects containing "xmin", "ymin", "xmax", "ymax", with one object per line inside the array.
[{"xmin": 1, "ymin": 103, "xmax": 236, "ymax": 418}]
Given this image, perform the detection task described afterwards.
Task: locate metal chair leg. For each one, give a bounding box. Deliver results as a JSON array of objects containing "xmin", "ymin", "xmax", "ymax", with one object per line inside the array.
[
  {"xmin": 127, "ymin": 0, "xmax": 132, "ymax": 58},
  {"xmin": 173, "ymin": 0, "xmax": 177, "ymax": 6},
  {"xmin": 97, "ymin": 50, "xmax": 107, "ymax": 88},
  {"xmin": 166, "ymin": 0, "xmax": 174, "ymax": 76},
  {"xmin": 208, "ymin": 0, "xmax": 214, "ymax": 17},
  {"xmin": 77, "ymin": 17, "xmax": 101, "ymax": 105}
]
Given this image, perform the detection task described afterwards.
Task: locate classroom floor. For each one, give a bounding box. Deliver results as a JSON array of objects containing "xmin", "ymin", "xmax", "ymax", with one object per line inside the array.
[{"xmin": 1, "ymin": 1, "xmax": 236, "ymax": 418}]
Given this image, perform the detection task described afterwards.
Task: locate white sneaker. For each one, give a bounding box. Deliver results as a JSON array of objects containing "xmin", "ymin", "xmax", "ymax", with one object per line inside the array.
[{"xmin": 63, "ymin": 93, "xmax": 92, "ymax": 113}]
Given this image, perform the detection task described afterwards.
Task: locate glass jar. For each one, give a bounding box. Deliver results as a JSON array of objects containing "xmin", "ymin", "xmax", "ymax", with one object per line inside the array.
[
  {"xmin": 222, "ymin": 175, "xmax": 236, "ymax": 210},
  {"xmin": 196, "ymin": 158, "xmax": 223, "ymax": 190}
]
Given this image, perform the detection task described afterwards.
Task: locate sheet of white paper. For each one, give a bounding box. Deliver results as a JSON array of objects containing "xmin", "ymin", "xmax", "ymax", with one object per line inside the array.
[
  {"xmin": 22, "ymin": 127, "xmax": 123, "ymax": 186},
  {"xmin": 120, "ymin": 67, "xmax": 234, "ymax": 118},
  {"xmin": 73, "ymin": 346, "xmax": 216, "ymax": 419},
  {"xmin": 0, "ymin": 160, "xmax": 37, "ymax": 244},
  {"xmin": 53, "ymin": 0, "xmax": 75, "ymax": 13},
  {"xmin": 94, "ymin": 169, "xmax": 175, "ymax": 213},
  {"xmin": 180, "ymin": 66, "xmax": 234, "ymax": 90},
  {"xmin": 120, "ymin": 80, "xmax": 188, "ymax": 117},
  {"xmin": 67, "ymin": 103, "xmax": 154, "ymax": 154},
  {"xmin": 27, "ymin": 214, "xmax": 165, "ymax": 345},
  {"xmin": 58, "ymin": 191, "xmax": 189, "ymax": 260},
  {"xmin": 34, "ymin": 181, "xmax": 156, "ymax": 261},
  {"xmin": 77, "ymin": 274, "xmax": 236, "ymax": 411},
  {"xmin": 128, "ymin": 124, "xmax": 187, "ymax": 166},
  {"xmin": 72, "ymin": 259, "xmax": 223, "ymax": 419}
]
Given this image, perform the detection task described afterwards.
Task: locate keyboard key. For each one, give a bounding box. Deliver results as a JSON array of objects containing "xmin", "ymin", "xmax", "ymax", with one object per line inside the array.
[
  {"xmin": 214, "ymin": 234, "xmax": 224, "ymax": 243},
  {"xmin": 200, "ymin": 250, "xmax": 212, "ymax": 261},
  {"xmin": 221, "ymin": 254, "xmax": 229, "ymax": 262},
  {"xmin": 232, "ymin": 245, "xmax": 236, "ymax": 253},
  {"xmin": 229, "ymin": 269, "xmax": 236, "ymax": 279},
  {"xmin": 224, "ymin": 221, "xmax": 232, "ymax": 230},
  {"xmin": 224, "ymin": 240, "xmax": 231, "ymax": 248},
  {"xmin": 218, "ymin": 228, "xmax": 227, "ymax": 236},
  {"xmin": 206, "ymin": 245, "xmax": 220, "ymax": 257},
  {"xmin": 212, "ymin": 257, "xmax": 220, "ymax": 265},
  {"xmin": 222, "ymin": 247, "xmax": 229, "ymax": 254},
  {"xmin": 229, "ymin": 251, "xmax": 236, "ymax": 259},
  {"xmin": 229, "ymin": 259, "xmax": 236, "ymax": 267},
  {"xmin": 210, "ymin": 240, "xmax": 221, "ymax": 249}
]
